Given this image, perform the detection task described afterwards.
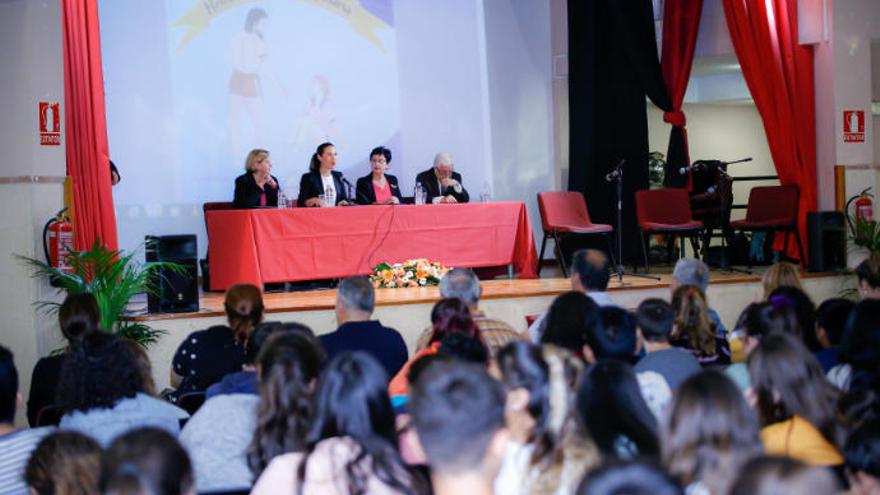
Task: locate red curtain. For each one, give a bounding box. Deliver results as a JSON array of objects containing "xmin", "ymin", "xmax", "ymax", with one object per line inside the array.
[
  {"xmin": 62, "ymin": 0, "xmax": 118, "ymax": 251},
  {"xmin": 723, "ymin": 0, "xmax": 817, "ymax": 261},
  {"xmin": 660, "ymin": 0, "xmax": 704, "ymax": 189}
]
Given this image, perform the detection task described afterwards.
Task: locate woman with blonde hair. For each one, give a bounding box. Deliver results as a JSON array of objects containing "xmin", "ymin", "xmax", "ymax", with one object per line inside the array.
[
  {"xmin": 761, "ymin": 261, "xmax": 803, "ymax": 300},
  {"xmin": 233, "ymin": 148, "xmax": 281, "ymax": 208},
  {"xmin": 671, "ymin": 285, "xmax": 730, "ymax": 367},
  {"xmin": 168, "ymin": 284, "xmax": 264, "ymax": 401},
  {"xmin": 25, "ymin": 431, "xmax": 103, "ymax": 495}
]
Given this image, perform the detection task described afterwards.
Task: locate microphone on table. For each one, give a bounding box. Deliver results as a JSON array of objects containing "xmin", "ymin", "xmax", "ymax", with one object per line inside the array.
[{"xmin": 341, "ymin": 178, "xmax": 359, "ymax": 205}]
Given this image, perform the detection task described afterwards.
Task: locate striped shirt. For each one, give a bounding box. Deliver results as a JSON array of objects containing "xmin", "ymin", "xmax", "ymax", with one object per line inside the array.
[
  {"xmin": 0, "ymin": 427, "xmax": 54, "ymax": 495},
  {"xmin": 415, "ymin": 311, "xmax": 525, "ymax": 356}
]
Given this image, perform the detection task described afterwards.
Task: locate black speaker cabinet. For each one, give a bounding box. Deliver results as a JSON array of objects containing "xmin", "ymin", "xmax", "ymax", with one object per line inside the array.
[
  {"xmin": 807, "ymin": 211, "xmax": 846, "ymax": 272},
  {"xmin": 145, "ymin": 235, "xmax": 199, "ymax": 313}
]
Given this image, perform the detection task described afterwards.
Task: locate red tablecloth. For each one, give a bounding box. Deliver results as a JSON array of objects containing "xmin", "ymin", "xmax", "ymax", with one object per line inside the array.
[{"xmin": 206, "ymin": 202, "xmax": 538, "ymax": 290}]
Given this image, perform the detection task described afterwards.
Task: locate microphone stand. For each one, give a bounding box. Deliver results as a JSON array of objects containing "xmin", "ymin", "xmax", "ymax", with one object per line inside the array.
[{"xmin": 608, "ymin": 160, "xmax": 659, "ymax": 283}]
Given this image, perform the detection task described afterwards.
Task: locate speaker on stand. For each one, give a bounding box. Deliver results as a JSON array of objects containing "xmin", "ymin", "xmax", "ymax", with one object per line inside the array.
[
  {"xmin": 807, "ymin": 211, "xmax": 847, "ymax": 272},
  {"xmin": 145, "ymin": 235, "xmax": 199, "ymax": 313}
]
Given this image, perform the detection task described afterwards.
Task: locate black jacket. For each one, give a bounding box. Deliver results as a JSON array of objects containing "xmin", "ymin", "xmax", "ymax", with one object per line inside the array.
[
  {"xmin": 414, "ymin": 168, "xmax": 469, "ymax": 204},
  {"xmin": 233, "ymin": 172, "xmax": 280, "ymax": 209},
  {"xmin": 297, "ymin": 170, "xmax": 350, "ymax": 207},
  {"xmin": 354, "ymin": 173, "xmax": 404, "ymax": 205}
]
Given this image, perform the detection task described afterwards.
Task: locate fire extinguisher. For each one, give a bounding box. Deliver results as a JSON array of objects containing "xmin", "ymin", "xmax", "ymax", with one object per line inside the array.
[
  {"xmin": 43, "ymin": 208, "xmax": 74, "ymax": 278},
  {"xmin": 855, "ymin": 189, "xmax": 874, "ymax": 224}
]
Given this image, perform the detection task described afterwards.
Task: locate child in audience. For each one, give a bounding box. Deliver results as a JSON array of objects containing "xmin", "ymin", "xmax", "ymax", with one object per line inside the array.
[
  {"xmin": 844, "ymin": 419, "xmax": 880, "ymax": 495},
  {"xmin": 813, "ymin": 298, "xmax": 853, "ymax": 372},
  {"xmin": 855, "ymin": 251, "xmax": 880, "ymax": 300},
  {"xmin": 252, "ymin": 352, "xmax": 425, "ymax": 494},
  {"xmin": 540, "ymin": 291, "xmax": 598, "ymax": 352},
  {"xmin": 671, "ymin": 285, "xmax": 730, "ymax": 366},
  {"xmin": 728, "ymin": 456, "xmax": 839, "ymax": 495},
  {"xmin": 661, "ymin": 371, "xmax": 763, "ymax": 495},
  {"xmin": 749, "ymin": 333, "xmax": 844, "ymax": 466},
  {"xmin": 409, "ymin": 360, "xmax": 508, "ymax": 495},
  {"xmin": 724, "ymin": 301, "xmax": 797, "ymax": 390},
  {"xmin": 101, "ymin": 427, "xmax": 195, "ymax": 495},
  {"xmin": 25, "ymin": 431, "xmax": 102, "ymax": 495},
  {"xmin": 768, "ymin": 285, "xmax": 820, "ymax": 351},
  {"xmin": 761, "ymin": 261, "xmax": 803, "ymax": 300},
  {"xmin": 634, "ymin": 298, "xmax": 701, "ymax": 392}
]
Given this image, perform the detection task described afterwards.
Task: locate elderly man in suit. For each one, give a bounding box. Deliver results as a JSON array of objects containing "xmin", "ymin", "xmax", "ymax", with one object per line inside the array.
[{"xmin": 415, "ymin": 152, "xmax": 470, "ymax": 204}]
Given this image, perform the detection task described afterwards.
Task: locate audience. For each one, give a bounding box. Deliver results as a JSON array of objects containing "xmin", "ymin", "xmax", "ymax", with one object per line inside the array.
[
  {"xmin": 57, "ymin": 331, "xmax": 188, "ymax": 447},
  {"xmin": 540, "ymin": 291, "xmax": 598, "ymax": 352},
  {"xmin": 768, "ymin": 285, "xmax": 820, "ymax": 351},
  {"xmin": 813, "ymin": 297, "xmax": 853, "ymax": 373},
  {"xmin": 417, "ymin": 268, "xmax": 524, "ymax": 355},
  {"xmin": 0, "ymin": 345, "xmax": 54, "ymax": 495},
  {"xmin": 576, "ymin": 461, "xmax": 684, "ymax": 495},
  {"xmin": 749, "ymin": 333, "xmax": 844, "ymax": 466},
  {"xmin": 24, "ymin": 431, "xmax": 102, "ymax": 495},
  {"xmin": 844, "ymin": 419, "xmax": 880, "ymax": 494},
  {"xmin": 168, "ymin": 283, "xmax": 264, "ymax": 402},
  {"xmin": 581, "ymin": 306, "xmax": 638, "ymax": 364},
  {"xmin": 761, "ymin": 261, "xmax": 803, "ymax": 300},
  {"xmin": 100, "ymin": 427, "xmax": 195, "ymax": 495},
  {"xmin": 728, "ymin": 456, "xmax": 840, "ymax": 495},
  {"xmin": 724, "ymin": 301, "xmax": 798, "ymax": 390},
  {"xmin": 671, "ymin": 258, "xmax": 726, "ymax": 336},
  {"xmin": 634, "ymin": 298, "xmax": 701, "ymax": 391},
  {"xmin": 670, "ymin": 285, "xmax": 730, "ymax": 366},
  {"xmin": 662, "ymin": 371, "xmax": 763, "ymax": 495},
  {"xmin": 320, "ymin": 276, "xmax": 408, "ymax": 379},
  {"xmin": 855, "ymin": 251, "xmax": 880, "ymax": 300},
  {"xmin": 252, "ymin": 352, "xmax": 424, "ymax": 494},
  {"xmin": 28, "ymin": 293, "xmax": 100, "ymax": 426},
  {"xmin": 409, "ymin": 360, "xmax": 508, "ymax": 495}
]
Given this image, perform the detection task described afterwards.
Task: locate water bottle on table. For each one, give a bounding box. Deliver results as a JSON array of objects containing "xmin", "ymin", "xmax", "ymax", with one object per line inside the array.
[
  {"xmin": 277, "ymin": 189, "xmax": 287, "ymax": 209},
  {"xmin": 480, "ymin": 181, "xmax": 492, "ymax": 203},
  {"xmin": 414, "ymin": 182, "xmax": 425, "ymax": 205}
]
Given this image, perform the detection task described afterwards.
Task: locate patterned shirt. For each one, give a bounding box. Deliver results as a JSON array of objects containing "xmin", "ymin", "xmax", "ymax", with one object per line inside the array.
[
  {"xmin": 415, "ymin": 311, "xmax": 525, "ymax": 356},
  {"xmin": 0, "ymin": 427, "xmax": 54, "ymax": 495}
]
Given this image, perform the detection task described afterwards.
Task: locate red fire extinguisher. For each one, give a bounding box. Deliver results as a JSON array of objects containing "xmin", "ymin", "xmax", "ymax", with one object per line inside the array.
[
  {"xmin": 856, "ymin": 189, "xmax": 874, "ymax": 224},
  {"xmin": 43, "ymin": 208, "xmax": 74, "ymax": 275}
]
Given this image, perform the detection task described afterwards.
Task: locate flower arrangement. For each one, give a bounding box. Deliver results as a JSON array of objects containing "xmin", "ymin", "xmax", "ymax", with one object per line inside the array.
[{"xmin": 371, "ymin": 259, "xmax": 451, "ymax": 288}]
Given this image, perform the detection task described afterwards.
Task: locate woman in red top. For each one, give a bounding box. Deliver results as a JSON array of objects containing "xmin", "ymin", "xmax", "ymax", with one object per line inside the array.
[{"xmin": 355, "ymin": 146, "xmax": 404, "ymax": 205}]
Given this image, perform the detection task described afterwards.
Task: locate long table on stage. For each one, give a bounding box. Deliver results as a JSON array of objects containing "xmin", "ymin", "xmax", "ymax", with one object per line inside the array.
[{"xmin": 206, "ymin": 201, "xmax": 539, "ymax": 291}]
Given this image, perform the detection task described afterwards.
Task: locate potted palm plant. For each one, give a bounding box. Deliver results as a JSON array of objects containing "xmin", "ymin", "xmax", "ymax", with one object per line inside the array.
[{"xmin": 18, "ymin": 239, "xmax": 186, "ymax": 347}]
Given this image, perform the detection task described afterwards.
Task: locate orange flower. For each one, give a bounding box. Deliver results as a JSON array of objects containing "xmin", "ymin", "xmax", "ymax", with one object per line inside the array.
[
  {"xmin": 381, "ymin": 270, "xmax": 394, "ymax": 282},
  {"xmin": 416, "ymin": 266, "xmax": 428, "ymax": 280}
]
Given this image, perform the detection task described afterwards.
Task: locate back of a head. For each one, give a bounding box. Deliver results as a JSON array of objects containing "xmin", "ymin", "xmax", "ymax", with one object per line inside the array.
[
  {"xmin": 224, "ymin": 284, "xmax": 264, "ymax": 343},
  {"xmin": 59, "ymin": 292, "xmax": 101, "ymax": 342},
  {"xmin": 735, "ymin": 302, "xmax": 798, "ymax": 341},
  {"xmin": 761, "ymin": 262, "xmax": 803, "ymax": 299},
  {"xmin": 542, "ymin": 291, "xmax": 599, "ymax": 352},
  {"xmin": 839, "ymin": 299, "xmax": 880, "ymax": 373},
  {"xmin": 673, "ymin": 258, "xmax": 710, "ymax": 291},
  {"xmin": 496, "ymin": 341, "xmax": 550, "ymax": 432},
  {"xmin": 844, "ymin": 419, "xmax": 880, "ymax": 478},
  {"xmin": 0, "ymin": 345, "xmax": 17, "ymax": 424},
  {"xmin": 768, "ymin": 286, "xmax": 818, "ymax": 351},
  {"xmin": 855, "ymin": 251, "xmax": 880, "ymax": 290},
  {"xmin": 671, "ymin": 285, "xmax": 715, "ymax": 355},
  {"xmin": 409, "ymin": 361, "xmax": 506, "ymax": 474},
  {"xmin": 572, "ymin": 249, "xmax": 611, "ymax": 291},
  {"xmin": 337, "ymin": 276, "xmax": 375, "ymax": 314},
  {"xmin": 576, "ymin": 461, "xmax": 684, "ymax": 495},
  {"xmin": 439, "ymin": 268, "xmax": 481, "ymax": 307},
  {"xmin": 429, "ymin": 297, "xmax": 480, "ymax": 344},
  {"xmin": 246, "ymin": 321, "xmax": 318, "ymax": 365},
  {"xmin": 815, "ymin": 298, "xmax": 854, "ymax": 347},
  {"xmin": 584, "ymin": 306, "xmax": 637, "ymax": 362},
  {"xmin": 729, "ymin": 456, "xmax": 840, "ymax": 495},
  {"xmin": 101, "ymin": 427, "xmax": 194, "ymax": 495},
  {"xmin": 636, "ymin": 298, "xmax": 675, "ymax": 343},
  {"xmin": 438, "ymin": 332, "xmax": 488, "ymax": 365},
  {"xmin": 26, "ymin": 431, "xmax": 102, "ymax": 495}
]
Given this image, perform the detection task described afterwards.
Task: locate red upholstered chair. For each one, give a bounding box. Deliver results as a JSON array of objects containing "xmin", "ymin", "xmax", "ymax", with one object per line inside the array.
[
  {"xmin": 536, "ymin": 192, "xmax": 614, "ymax": 277},
  {"xmin": 729, "ymin": 184, "xmax": 804, "ymax": 266},
  {"xmin": 635, "ymin": 188, "xmax": 704, "ymax": 273}
]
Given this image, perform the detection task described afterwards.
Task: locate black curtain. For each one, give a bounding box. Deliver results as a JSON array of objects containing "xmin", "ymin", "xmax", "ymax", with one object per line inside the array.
[{"xmin": 568, "ymin": 0, "xmax": 674, "ymax": 263}]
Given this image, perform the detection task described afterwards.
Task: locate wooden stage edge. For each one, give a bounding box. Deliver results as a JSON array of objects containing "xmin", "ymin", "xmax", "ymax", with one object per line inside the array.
[{"xmin": 131, "ymin": 271, "xmax": 848, "ymax": 322}]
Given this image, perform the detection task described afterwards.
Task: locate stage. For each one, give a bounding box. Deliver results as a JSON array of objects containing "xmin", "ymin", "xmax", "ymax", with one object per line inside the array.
[{"xmin": 134, "ymin": 270, "xmax": 855, "ymax": 391}]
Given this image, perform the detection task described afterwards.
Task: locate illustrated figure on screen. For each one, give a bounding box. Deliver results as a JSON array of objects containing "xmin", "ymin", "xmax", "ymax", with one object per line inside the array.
[{"xmin": 292, "ymin": 74, "xmax": 342, "ymax": 148}]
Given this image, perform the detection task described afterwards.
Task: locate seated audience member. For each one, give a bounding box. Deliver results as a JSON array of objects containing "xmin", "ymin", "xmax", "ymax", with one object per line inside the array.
[
  {"xmin": 844, "ymin": 419, "xmax": 880, "ymax": 495},
  {"xmin": 830, "ymin": 299, "xmax": 880, "ymax": 394},
  {"xmin": 246, "ymin": 331, "xmax": 325, "ymax": 477},
  {"xmin": 494, "ymin": 342, "xmax": 599, "ymax": 495},
  {"xmin": 529, "ymin": 249, "xmax": 615, "ymax": 342},
  {"xmin": 320, "ymin": 276, "xmax": 408, "ymax": 379},
  {"xmin": 57, "ymin": 331, "xmax": 188, "ymax": 446},
  {"xmin": 671, "ymin": 258, "xmax": 726, "ymax": 336},
  {"xmin": 634, "ymin": 298, "xmax": 701, "ymax": 392},
  {"xmin": 581, "ymin": 306, "xmax": 638, "ymax": 364},
  {"xmin": 297, "ymin": 142, "xmax": 351, "ymax": 207},
  {"xmin": 355, "ymin": 146, "xmax": 403, "ymax": 205},
  {"xmin": 761, "ymin": 261, "xmax": 803, "ymax": 300},
  {"xmin": 252, "ymin": 352, "xmax": 425, "ymax": 495},
  {"xmin": 855, "ymin": 251, "xmax": 880, "ymax": 300},
  {"xmin": 729, "ymin": 456, "xmax": 840, "ymax": 495},
  {"xmin": 409, "ymin": 361, "xmax": 507, "ymax": 495},
  {"xmin": 169, "ymin": 284, "xmax": 263, "ymax": 402},
  {"xmin": 813, "ymin": 298, "xmax": 853, "ymax": 373},
  {"xmin": 25, "ymin": 431, "xmax": 102, "ymax": 495},
  {"xmin": 540, "ymin": 291, "xmax": 599, "ymax": 352},
  {"xmin": 670, "ymin": 285, "xmax": 730, "ymax": 367},
  {"xmin": 576, "ymin": 461, "xmax": 684, "ymax": 495},
  {"xmin": 181, "ymin": 331, "xmax": 324, "ymax": 492},
  {"xmin": 724, "ymin": 301, "xmax": 797, "ymax": 390},
  {"xmin": 749, "ymin": 333, "xmax": 844, "ymax": 466},
  {"xmin": 28, "ymin": 292, "xmax": 100, "ymax": 426},
  {"xmin": 662, "ymin": 371, "xmax": 763, "ymax": 495},
  {"xmin": 768, "ymin": 285, "xmax": 820, "ymax": 351},
  {"xmin": 576, "ymin": 360, "xmax": 659, "ymax": 460},
  {"xmin": 233, "ymin": 148, "xmax": 280, "ymax": 209},
  {"xmin": 0, "ymin": 345, "xmax": 54, "ymax": 495},
  {"xmin": 414, "ymin": 152, "xmax": 470, "ymax": 204},
  {"xmin": 101, "ymin": 427, "xmax": 195, "ymax": 495},
  {"xmin": 416, "ymin": 268, "xmax": 523, "ymax": 356}
]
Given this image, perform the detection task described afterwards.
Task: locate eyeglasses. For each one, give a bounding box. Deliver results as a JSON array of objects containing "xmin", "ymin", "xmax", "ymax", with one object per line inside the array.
[{"xmin": 370, "ymin": 158, "xmax": 387, "ymax": 164}]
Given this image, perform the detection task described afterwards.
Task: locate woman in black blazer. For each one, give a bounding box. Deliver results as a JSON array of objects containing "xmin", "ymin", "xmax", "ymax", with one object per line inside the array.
[
  {"xmin": 233, "ymin": 148, "xmax": 280, "ymax": 209},
  {"xmin": 354, "ymin": 146, "xmax": 403, "ymax": 205},
  {"xmin": 297, "ymin": 142, "xmax": 351, "ymax": 207}
]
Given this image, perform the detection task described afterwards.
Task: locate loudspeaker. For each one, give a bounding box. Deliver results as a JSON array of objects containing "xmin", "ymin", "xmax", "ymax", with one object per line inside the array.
[
  {"xmin": 807, "ymin": 211, "xmax": 846, "ymax": 272},
  {"xmin": 145, "ymin": 235, "xmax": 199, "ymax": 313}
]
